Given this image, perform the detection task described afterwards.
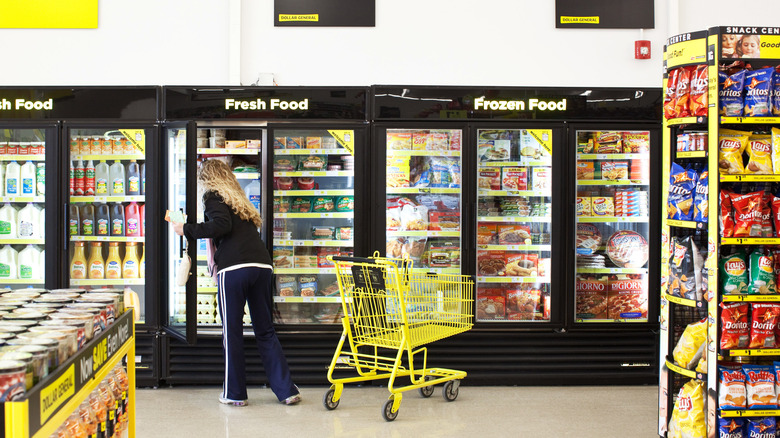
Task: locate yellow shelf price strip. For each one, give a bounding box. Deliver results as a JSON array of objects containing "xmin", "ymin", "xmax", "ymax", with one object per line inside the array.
[{"xmin": 665, "ymin": 358, "xmax": 705, "ymax": 380}]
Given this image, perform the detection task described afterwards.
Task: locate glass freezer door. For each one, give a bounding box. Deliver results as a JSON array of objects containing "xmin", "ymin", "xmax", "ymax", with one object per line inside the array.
[
  {"xmin": 475, "ymin": 129, "xmax": 552, "ymax": 322},
  {"xmin": 574, "ymin": 130, "xmax": 650, "ymax": 323}
]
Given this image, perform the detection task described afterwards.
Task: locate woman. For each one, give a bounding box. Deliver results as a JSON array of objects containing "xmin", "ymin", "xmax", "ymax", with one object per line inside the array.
[{"xmin": 172, "ymin": 159, "xmax": 300, "ymax": 407}]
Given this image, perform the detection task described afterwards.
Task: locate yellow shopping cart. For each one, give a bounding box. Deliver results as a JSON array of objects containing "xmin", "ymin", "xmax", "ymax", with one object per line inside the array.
[{"xmin": 323, "ymin": 254, "xmax": 474, "ymax": 421}]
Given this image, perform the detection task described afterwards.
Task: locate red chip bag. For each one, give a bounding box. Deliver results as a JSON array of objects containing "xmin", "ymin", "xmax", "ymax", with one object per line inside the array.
[
  {"xmin": 721, "ymin": 302, "xmax": 750, "ymax": 350},
  {"xmin": 721, "ymin": 190, "xmax": 736, "ymax": 238},
  {"xmin": 689, "ymin": 64, "xmax": 709, "ymax": 117},
  {"xmin": 772, "ymin": 196, "xmax": 780, "ymax": 237},
  {"xmin": 750, "ymin": 303, "xmax": 780, "ymax": 348},
  {"xmin": 732, "ymin": 192, "xmax": 763, "ymax": 238},
  {"xmin": 675, "ymin": 66, "xmax": 695, "ymax": 118},
  {"xmin": 664, "ymin": 68, "xmax": 680, "ymax": 119},
  {"xmin": 763, "ymin": 193, "xmax": 774, "ymax": 237}
]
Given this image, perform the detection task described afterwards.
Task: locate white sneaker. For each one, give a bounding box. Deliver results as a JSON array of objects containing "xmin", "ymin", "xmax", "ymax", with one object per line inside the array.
[{"xmin": 219, "ymin": 395, "xmax": 247, "ymax": 407}]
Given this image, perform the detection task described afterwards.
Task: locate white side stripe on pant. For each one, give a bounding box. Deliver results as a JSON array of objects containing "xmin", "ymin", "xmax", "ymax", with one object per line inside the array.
[{"xmin": 219, "ymin": 271, "xmax": 229, "ymax": 399}]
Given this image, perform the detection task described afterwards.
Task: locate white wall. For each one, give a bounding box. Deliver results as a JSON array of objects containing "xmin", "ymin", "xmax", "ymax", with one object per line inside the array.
[{"xmin": 2, "ymin": 1, "xmax": 779, "ymax": 88}]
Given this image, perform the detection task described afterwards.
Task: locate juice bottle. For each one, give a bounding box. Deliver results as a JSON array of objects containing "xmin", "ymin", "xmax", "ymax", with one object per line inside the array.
[
  {"xmin": 90, "ymin": 136, "xmax": 101, "ymax": 155},
  {"xmin": 139, "ymin": 244, "xmax": 145, "ymax": 278},
  {"xmin": 140, "ymin": 162, "xmax": 145, "ymax": 195},
  {"xmin": 18, "ymin": 245, "xmax": 38, "ymax": 279},
  {"xmin": 112, "ymin": 137, "xmax": 123, "ymax": 155},
  {"xmin": 71, "ymin": 241, "xmax": 87, "ymax": 279},
  {"xmin": 5, "ymin": 161, "xmax": 20, "ymax": 197},
  {"xmin": 88, "ymin": 389, "xmax": 107, "ymax": 438},
  {"xmin": 140, "ymin": 203, "xmax": 145, "ymax": 236},
  {"xmin": 97, "ymin": 382, "xmax": 116, "ymax": 438},
  {"xmin": 20, "ymin": 161, "xmax": 35, "ymax": 196},
  {"xmin": 77, "ymin": 400, "xmax": 98, "ymax": 438},
  {"xmin": 18, "ymin": 203, "xmax": 38, "ymax": 238},
  {"xmin": 81, "ymin": 204, "xmax": 95, "ymax": 236},
  {"xmin": 69, "ymin": 136, "xmax": 79, "ymax": 155},
  {"xmin": 84, "ymin": 160, "xmax": 95, "ymax": 196},
  {"xmin": 105, "ymin": 242, "xmax": 122, "ymax": 279},
  {"xmin": 122, "ymin": 243, "xmax": 140, "ymax": 279},
  {"xmin": 74, "ymin": 160, "xmax": 85, "ymax": 196},
  {"xmin": 95, "ymin": 161, "xmax": 109, "ymax": 195},
  {"xmin": 35, "ymin": 162, "xmax": 44, "ymax": 196},
  {"xmin": 69, "ymin": 161, "xmax": 75, "ymax": 196},
  {"xmin": 100, "ymin": 137, "xmax": 112, "ymax": 155},
  {"xmin": 88, "ymin": 242, "xmax": 104, "ymax": 279},
  {"xmin": 95, "ymin": 203, "xmax": 110, "ymax": 236},
  {"xmin": 126, "ymin": 160, "xmax": 140, "ymax": 196},
  {"xmin": 110, "ymin": 203, "xmax": 125, "ymax": 236},
  {"xmin": 0, "ymin": 203, "xmax": 18, "ymax": 238},
  {"xmin": 125, "ymin": 202, "xmax": 140, "ymax": 237},
  {"xmin": 109, "ymin": 161, "xmax": 125, "ymax": 196},
  {"xmin": 68, "ymin": 204, "xmax": 80, "ymax": 236}
]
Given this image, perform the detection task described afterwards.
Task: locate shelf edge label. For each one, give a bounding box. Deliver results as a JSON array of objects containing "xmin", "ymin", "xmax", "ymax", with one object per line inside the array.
[{"xmin": 39, "ymin": 365, "xmax": 75, "ymax": 424}]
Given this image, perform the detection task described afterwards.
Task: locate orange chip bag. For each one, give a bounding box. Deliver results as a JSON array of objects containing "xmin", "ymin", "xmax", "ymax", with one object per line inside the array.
[
  {"xmin": 718, "ymin": 128, "xmax": 750, "ymax": 175},
  {"xmin": 746, "ymin": 134, "xmax": 773, "ymax": 174},
  {"xmin": 674, "ymin": 66, "xmax": 694, "ymax": 118},
  {"xmin": 689, "ymin": 64, "xmax": 709, "ymax": 117}
]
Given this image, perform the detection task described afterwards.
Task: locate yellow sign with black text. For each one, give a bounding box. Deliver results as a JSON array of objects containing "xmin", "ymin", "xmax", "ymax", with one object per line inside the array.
[
  {"xmin": 327, "ymin": 130, "xmax": 354, "ymax": 156},
  {"xmin": 119, "ymin": 129, "xmax": 146, "ymax": 154},
  {"xmin": 666, "ymin": 38, "xmax": 707, "ymax": 70},
  {"xmin": 560, "ymin": 16, "xmax": 599, "ymax": 24},
  {"xmin": 279, "ymin": 14, "xmax": 319, "ymax": 22},
  {"xmin": 0, "ymin": 0, "xmax": 97, "ymax": 28},
  {"xmin": 39, "ymin": 365, "xmax": 75, "ymax": 424},
  {"xmin": 527, "ymin": 129, "xmax": 553, "ymax": 156}
]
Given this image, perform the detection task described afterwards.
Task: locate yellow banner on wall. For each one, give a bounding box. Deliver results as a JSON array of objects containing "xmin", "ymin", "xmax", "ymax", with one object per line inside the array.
[{"xmin": 0, "ymin": 0, "xmax": 97, "ymax": 29}]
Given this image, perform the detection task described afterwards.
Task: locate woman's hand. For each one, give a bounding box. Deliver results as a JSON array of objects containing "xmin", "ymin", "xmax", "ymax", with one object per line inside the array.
[{"xmin": 172, "ymin": 221, "xmax": 184, "ymax": 236}]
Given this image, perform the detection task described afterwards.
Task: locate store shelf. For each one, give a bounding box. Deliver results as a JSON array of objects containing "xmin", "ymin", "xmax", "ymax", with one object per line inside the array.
[
  {"xmin": 721, "ymin": 294, "xmax": 780, "ymax": 303},
  {"xmin": 274, "ymin": 212, "xmax": 353, "ymax": 219},
  {"xmin": 477, "ymin": 276, "xmax": 550, "ymax": 284},
  {"xmin": 0, "ymin": 238, "xmax": 45, "ymax": 244},
  {"xmin": 478, "ymin": 216, "xmax": 550, "ymax": 223},
  {"xmin": 667, "ymin": 219, "xmax": 704, "ymax": 229},
  {"xmin": 0, "ymin": 196, "xmax": 44, "ymax": 203},
  {"xmin": 721, "ymin": 238, "xmax": 780, "ymax": 245},
  {"xmin": 720, "ymin": 410, "xmax": 780, "ymax": 418},
  {"xmin": 728, "ymin": 349, "xmax": 780, "ymax": 356},
  {"xmin": 198, "ymin": 287, "xmax": 218, "ymax": 293},
  {"xmin": 480, "ymin": 160, "xmax": 551, "ymax": 167},
  {"xmin": 386, "ymin": 230, "xmax": 460, "ymax": 238},
  {"xmin": 577, "ymin": 153, "xmax": 647, "ymax": 160},
  {"xmin": 273, "ymin": 296, "xmax": 342, "ymax": 303},
  {"xmin": 720, "ymin": 174, "xmax": 780, "ymax": 182},
  {"xmin": 665, "ymin": 358, "xmax": 706, "ymax": 380},
  {"xmin": 197, "ymin": 148, "xmax": 259, "ymax": 156},
  {"xmin": 233, "ymin": 172, "xmax": 260, "ymax": 180},
  {"xmin": 275, "ymin": 148, "xmax": 348, "ymax": 155},
  {"xmin": 577, "ymin": 216, "xmax": 649, "ymax": 223},
  {"xmin": 70, "ymin": 235, "xmax": 145, "ymax": 243},
  {"xmin": 575, "ymin": 318, "xmax": 647, "ymax": 323},
  {"xmin": 72, "ymin": 154, "xmax": 144, "ymax": 160},
  {"xmin": 275, "ymin": 239, "xmax": 353, "ymax": 247},
  {"xmin": 676, "ymin": 151, "xmax": 707, "ymax": 159},
  {"xmin": 577, "ymin": 180, "xmax": 648, "ymax": 186},
  {"xmin": 478, "ymin": 189, "xmax": 551, "ymax": 197},
  {"xmin": 0, "ymin": 279, "xmax": 44, "ymax": 284},
  {"xmin": 275, "ymin": 268, "xmax": 337, "ymax": 275},
  {"xmin": 410, "ymin": 267, "xmax": 461, "ymax": 275},
  {"xmin": 70, "ymin": 278, "xmax": 144, "ymax": 286},
  {"xmin": 70, "ymin": 195, "xmax": 145, "ymax": 203},
  {"xmin": 577, "ymin": 267, "xmax": 648, "ymax": 274},
  {"xmin": 666, "ymin": 116, "xmax": 707, "ymax": 126},
  {"xmin": 721, "ymin": 116, "xmax": 780, "ymax": 124},
  {"xmin": 0, "ymin": 154, "xmax": 45, "ymax": 161},
  {"xmin": 386, "ymin": 187, "xmax": 460, "ymax": 194},
  {"xmin": 478, "ymin": 244, "xmax": 551, "ymax": 252},
  {"xmin": 274, "ymin": 190, "xmax": 353, "ymax": 196},
  {"xmin": 275, "ymin": 171, "xmax": 354, "ymax": 177},
  {"xmin": 662, "ymin": 292, "xmax": 705, "ymax": 308},
  {"xmin": 388, "ymin": 150, "xmax": 460, "ymax": 157}
]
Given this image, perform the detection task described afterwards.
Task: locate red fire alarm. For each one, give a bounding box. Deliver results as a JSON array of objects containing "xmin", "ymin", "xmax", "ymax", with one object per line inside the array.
[{"xmin": 635, "ymin": 40, "xmax": 651, "ymax": 59}]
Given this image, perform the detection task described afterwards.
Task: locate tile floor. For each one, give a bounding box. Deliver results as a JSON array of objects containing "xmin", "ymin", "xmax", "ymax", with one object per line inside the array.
[{"xmin": 135, "ymin": 384, "xmax": 659, "ymax": 437}]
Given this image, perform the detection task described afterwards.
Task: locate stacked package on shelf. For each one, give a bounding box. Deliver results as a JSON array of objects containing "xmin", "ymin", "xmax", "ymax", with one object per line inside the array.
[{"xmin": 615, "ymin": 190, "xmax": 649, "ymax": 217}]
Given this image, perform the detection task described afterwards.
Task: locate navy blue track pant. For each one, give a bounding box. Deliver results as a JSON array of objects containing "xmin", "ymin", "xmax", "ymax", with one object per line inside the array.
[{"xmin": 217, "ymin": 265, "xmax": 296, "ymax": 401}]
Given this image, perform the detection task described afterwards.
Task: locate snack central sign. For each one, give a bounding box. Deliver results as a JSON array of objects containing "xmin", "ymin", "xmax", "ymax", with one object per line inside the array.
[{"xmin": 473, "ymin": 97, "xmax": 567, "ymax": 112}]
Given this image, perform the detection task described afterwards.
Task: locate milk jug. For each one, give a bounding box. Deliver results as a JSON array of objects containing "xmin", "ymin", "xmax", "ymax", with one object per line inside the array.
[
  {"xmin": 95, "ymin": 161, "xmax": 109, "ymax": 195},
  {"xmin": 244, "ymin": 180, "xmax": 261, "ymax": 212},
  {"xmin": 20, "ymin": 162, "xmax": 35, "ymax": 196},
  {"xmin": 18, "ymin": 245, "xmax": 39, "ymax": 280},
  {"xmin": 0, "ymin": 162, "xmax": 6, "ymax": 196},
  {"xmin": 38, "ymin": 207, "xmax": 45, "ymax": 239},
  {"xmin": 5, "ymin": 161, "xmax": 20, "ymax": 197},
  {"xmin": 0, "ymin": 204, "xmax": 19, "ymax": 238},
  {"xmin": 109, "ymin": 161, "xmax": 125, "ymax": 196},
  {"xmin": 18, "ymin": 203, "xmax": 38, "ymax": 238},
  {"xmin": 0, "ymin": 245, "xmax": 18, "ymax": 279}
]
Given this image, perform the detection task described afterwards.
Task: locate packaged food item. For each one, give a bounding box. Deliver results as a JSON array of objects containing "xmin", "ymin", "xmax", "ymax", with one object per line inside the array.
[
  {"xmin": 305, "ymin": 137, "xmax": 321, "ymax": 149},
  {"xmin": 429, "ymin": 158, "xmax": 454, "ymax": 188},
  {"xmin": 664, "ymin": 68, "xmax": 680, "ymax": 119},
  {"xmin": 276, "ymin": 177, "xmax": 294, "ymax": 190},
  {"xmin": 286, "ymin": 137, "xmax": 304, "ymax": 149},
  {"xmin": 311, "ymin": 226, "xmax": 335, "ymax": 240},
  {"xmin": 601, "ymin": 161, "xmax": 629, "ymax": 180},
  {"xmin": 673, "ymin": 319, "xmax": 706, "ymax": 369},
  {"xmin": 275, "ymin": 275, "xmax": 298, "ymax": 296},
  {"xmin": 772, "ymin": 128, "xmax": 780, "ymax": 174},
  {"xmin": 744, "ymin": 365, "xmax": 778, "ymax": 409},
  {"xmin": 689, "ymin": 64, "xmax": 709, "ymax": 117},
  {"xmin": 447, "ymin": 160, "xmax": 461, "ymax": 188},
  {"xmin": 576, "ymin": 197, "xmax": 591, "ymax": 216},
  {"xmin": 386, "ymin": 203, "xmax": 401, "ymax": 231},
  {"xmin": 749, "ymin": 249, "xmax": 776, "ymax": 295},
  {"xmin": 476, "ymin": 224, "xmax": 496, "ymax": 245},
  {"xmin": 719, "ymin": 365, "xmax": 748, "ymax": 410},
  {"xmin": 387, "ymin": 157, "xmax": 410, "ymax": 188},
  {"xmin": 606, "ymin": 230, "xmax": 648, "ymax": 269},
  {"xmin": 721, "ymin": 190, "xmax": 736, "ymax": 237},
  {"xmin": 497, "ymin": 225, "xmax": 531, "ymax": 245},
  {"xmin": 693, "ymin": 166, "xmax": 708, "ymax": 223},
  {"xmin": 429, "ymin": 132, "xmax": 449, "ymax": 151},
  {"xmin": 400, "ymin": 237, "xmax": 426, "ymax": 260},
  {"xmin": 595, "ymin": 132, "xmax": 622, "ymax": 154},
  {"xmin": 386, "ymin": 237, "xmax": 403, "ymax": 258},
  {"xmin": 750, "ymin": 304, "xmax": 780, "ymax": 348},
  {"xmin": 298, "ymin": 156, "xmax": 326, "ymax": 171},
  {"xmin": 478, "ymin": 168, "xmax": 501, "ymax": 190},
  {"xmin": 668, "ymin": 236, "xmax": 702, "ymax": 300},
  {"xmin": 312, "ymin": 197, "xmax": 335, "ymax": 212},
  {"xmin": 592, "ymin": 197, "xmax": 614, "ymax": 216},
  {"xmin": 719, "ymin": 128, "xmax": 750, "ymax": 174},
  {"xmin": 477, "ymin": 251, "xmax": 506, "ymax": 276},
  {"xmin": 622, "ymin": 131, "xmax": 650, "ymax": 153},
  {"xmin": 273, "ymin": 157, "xmax": 297, "ymax": 171},
  {"xmin": 428, "ymin": 211, "xmax": 459, "ymax": 231},
  {"xmin": 607, "ymin": 276, "xmax": 647, "ymax": 319},
  {"xmin": 273, "ymin": 247, "xmax": 294, "ymax": 269},
  {"xmin": 532, "ymin": 167, "xmax": 550, "ymax": 192},
  {"xmin": 501, "ymin": 167, "xmax": 527, "ymax": 191},
  {"xmin": 335, "ymin": 196, "xmax": 354, "ymax": 212},
  {"xmin": 411, "ymin": 131, "xmax": 429, "ymax": 150},
  {"xmin": 273, "ymin": 197, "xmax": 290, "ymax": 213},
  {"xmin": 719, "ymin": 417, "xmax": 746, "ymax": 438},
  {"xmin": 478, "ymin": 140, "xmax": 510, "ymax": 161},
  {"xmin": 273, "ymin": 137, "xmax": 285, "ymax": 149},
  {"xmin": 317, "ymin": 248, "xmax": 340, "ymax": 267},
  {"xmin": 667, "ymin": 162, "xmax": 696, "ymax": 220},
  {"xmin": 476, "ymin": 292, "xmax": 505, "ymax": 320},
  {"xmin": 720, "ymin": 68, "xmax": 747, "ymax": 116},
  {"xmin": 387, "ymin": 132, "xmax": 412, "ymax": 150},
  {"xmin": 732, "ymin": 192, "xmax": 763, "ymax": 237},
  {"xmin": 747, "ymin": 418, "xmax": 776, "ymax": 438},
  {"xmin": 721, "ymin": 302, "xmax": 750, "ymax": 349},
  {"xmin": 297, "ymin": 177, "xmax": 315, "ymax": 190},
  {"xmin": 291, "ymin": 197, "xmax": 312, "ymax": 213},
  {"xmin": 668, "ymin": 380, "xmax": 706, "ymax": 438},
  {"xmin": 576, "ymin": 161, "xmax": 594, "ymax": 180},
  {"xmin": 298, "ymin": 275, "xmax": 317, "ymax": 297},
  {"xmin": 674, "ymin": 66, "xmax": 695, "ymax": 118},
  {"xmin": 575, "ymin": 275, "xmax": 608, "ymax": 319},
  {"xmin": 746, "ymin": 134, "xmax": 773, "ymax": 174},
  {"xmin": 400, "ymin": 204, "xmax": 428, "ymax": 231},
  {"xmin": 721, "ymin": 250, "xmax": 749, "ymax": 294},
  {"xmin": 575, "ymin": 224, "xmax": 601, "ymax": 255},
  {"xmin": 744, "ymin": 67, "xmax": 774, "ymax": 116},
  {"xmin": 335, "ymin": 227, "xmax": 353, "ymax": 241}
]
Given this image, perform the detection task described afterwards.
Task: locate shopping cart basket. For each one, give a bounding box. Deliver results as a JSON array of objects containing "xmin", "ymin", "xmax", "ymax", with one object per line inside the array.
[{"xmin": 323, "ymin": 254, "xmax": 474, "ymax": 421}]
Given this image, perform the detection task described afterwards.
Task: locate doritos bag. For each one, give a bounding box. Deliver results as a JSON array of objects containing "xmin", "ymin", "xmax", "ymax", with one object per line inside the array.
[
  {"xmin": 762, "ymin": 192, "xmax": 774, "ymax": 236},
  {"xmin": 689, "ymin": 64, "xmax": 709, "ymax": 117},
  {"xmin": 731, "ymin": 191, "xmax": 763, "ymax": 237},
  {"xmin": 668, "ymin": 379, "xmax": 706, "ymax": 438},
  {"xmin": 719, "ymin": 365, "xmax": 747, "ymax": 409},
  {"xmin": 772, "ymin": 68, "xmax": 780, "ymax": 117},
  {"xmin": 721, "ymin": 190, "xmax": 736, "ymax": 238},
  {"xmin": 668, "ymin": 162, "xmax": 697, "ymax": 220},
  {"xmin": 720, "ymin": 302, "xmax": 749, "ymax": 349},
  {"xmin": 719, "ymin": 417, "xmax": 746, "ymax": 438},
  {"xmin": 720, "ymin": 68, "xmax": 746, "ymax": 116},
  {"xmin": 693, "ymin": 166, "xmax": 708, "ymax": 223},
  {"xmin": 675, "ymin": 66, "xmax": 694, "ymax": 118},
  {"xmin": 747, "ymin": 418, "xmax": 776, "ymax": 438},
  {"xmin": 744, "ymin": 67, "xmax": 774, "ymax": 117},
  {"xmin": 744, "ymin": 364, "xmax": 777, "ymax": 409},
  {"xmin": 665, "ymin": 68, "xmax": 681, "ymax": 119},
  {"xmin": 673, "ymin": 319, "xmax": 707, "ymax": 369},
  {"xmin": 750, "ymin": 303, "xmax": 780, "ymax": 348},
  {"xmin": 718, "ymin": 128, "xmax": 750, "ymax": 175}
]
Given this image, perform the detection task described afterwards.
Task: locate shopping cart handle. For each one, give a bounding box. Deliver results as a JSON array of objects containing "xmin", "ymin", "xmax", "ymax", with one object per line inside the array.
[{"xmin": 330, "ymin": 255, "xmax": 376, "ymax": 264}]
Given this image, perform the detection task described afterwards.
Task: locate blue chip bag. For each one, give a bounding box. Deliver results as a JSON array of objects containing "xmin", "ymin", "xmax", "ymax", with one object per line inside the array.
[
  {"xmin": 747, "ymin": 417, "xmax": 776, "ymax": 438},
  {"xmin": 693, "ymin": 165, "xmax": 708, "ymax": 223},
  {"xmin": 719, "ymin": 417, "xmax": 746, "ymax": 438},
  {"xmin": 772, "ymin": 69, "xmax": 780, "ymax": 116},
  {"xmin": 668, "ymin": 162, "xmax": 697, "ymax": 221},
  {"xmin": 720, "ymin": 69, "xmax": 747, "ymax": 116},
  {"xmin": 744, "ymin": 67, "xmax": 774, "ymax": 117}
]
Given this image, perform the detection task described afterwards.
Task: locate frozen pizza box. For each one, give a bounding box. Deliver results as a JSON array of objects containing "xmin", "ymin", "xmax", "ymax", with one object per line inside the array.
[
  {"xmin": 607, "ymin": 277, "xmax": 648, "ymax": 319},
  {"xmin": 501, "ymin": 167, "xmax": 528, "ymax": 191},
  {"xmin": 575, "ymin": 276, "xmax": 608, "ymax": 319}
]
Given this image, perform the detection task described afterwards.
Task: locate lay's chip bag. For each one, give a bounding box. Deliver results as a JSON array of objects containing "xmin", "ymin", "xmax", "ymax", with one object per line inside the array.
[
  {"xmin": 746, "ymin": 134, "xmax": 773, "ymax": 174},
  {"xmin": 744, "ymin": 67, "xmax": 774, "ymax": 117},
  {"xmin": 693, "ymin": 165, "xmax": 708, "ymax": 223},
  {"xmin": 668, "ymin": 162, "xmax": 697, "ymax": 220},
  {"xmin": 673, "ymin": 319, "xmax": 707, "ymax": 369},
  {"xmin": 772, "ymin": 128, "xmax": 780, "ymax": 174},
  {"xmin": 720, "ymin": 68, "xmax": 746, "ymax": 117},
  {"xmin": 747, "ymin": 417, "xmax": 776, "ymax": 438},
  {"xmin": 668, "ymin": 379, "xmax": 706, "ymax": 438},
  {"xmin": 718, "ymin": 128, "xmax": 750, "ymax": 175},
  {"xmin": 719, "ymin": 417, "xmax": 746, "ymax": 438}
]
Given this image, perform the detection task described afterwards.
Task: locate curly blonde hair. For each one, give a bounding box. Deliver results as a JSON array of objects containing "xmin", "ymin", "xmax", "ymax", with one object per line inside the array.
[{"xmin": 197, "ymin": 159, "xmax": 262, "ymax": 227}]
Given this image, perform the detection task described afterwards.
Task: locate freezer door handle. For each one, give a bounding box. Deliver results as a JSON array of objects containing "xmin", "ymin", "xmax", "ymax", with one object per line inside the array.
[{"xmin": 64, "ymin": 203, "xmax": 69, "ymax": 252}]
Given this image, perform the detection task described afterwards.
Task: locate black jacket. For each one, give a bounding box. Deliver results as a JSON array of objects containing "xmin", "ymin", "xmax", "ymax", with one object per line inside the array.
[{"xmin": 183, "ymin": 191, "xmax": 272, "ymax": 271}]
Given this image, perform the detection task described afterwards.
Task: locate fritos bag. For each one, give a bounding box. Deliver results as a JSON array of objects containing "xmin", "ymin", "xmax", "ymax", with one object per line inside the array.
[
  {"xmin": 665, "ymin": 68, "xmax": 680, "ymax": 119},
  {"xmin": 718, "ymin": 417, "xmax": 746, "ymax": 438},
  {"xmin": 746, "ymin": 134, "xmax": 773, "ymax": 174},
  {"xmin": 718, "ymin": 128, "xmax": 750, "ymax": 175},
  {"xmin": 689, "ymin": 64, "xmax": 709, "ymax": 117},
  {"xmin": 720, "ymin": 250, "xmax": 749, "ymax": 294},
  {"xmin": 721, "ymin": 190, "xmax": 736, "ymax": 238},
  {"xmin": 744, "ymin": 364, "xmax": 778, "ymax": 409},
  {"xmin": 750, "ymin": 303, "xmax": 780, "ymax": 348},
  {"xmin": 673, "ymin": 318, "xmax": 706, "ymax": 369},
  {"xmin": 719, "ymin": 365, "xmax": 747, "ymax": 410},
  {"xmin": 668, "ymin": 379, "xmax": 706, "ymax": 438},
  {"xmin": 668, "ymin": 162, "xmax": 697, "ymax": 220},
  {"xmin": 721, "ymin": 302, "xmax": 750, "ymax": 349},
  {"xmin": 720, "ymin": 68, "xmax": 746, "ymax": 117},
  {"xmin": 744, "ymin": 67, "xmax": 774, "ymax": 117},
  {"xmin": 693, "ymin": 166, "xmax": 708, "ymax": 223},
  {"xmin": 674, "ymin": 66, "xmax": 694, "ymax": 118},
  {"xmin": 749, "ymin": 248, "xmax": 776, "ymax": 295},
  {"xmin": 731, "ymin": 191, "xmax": 763, "ymax": 237}
]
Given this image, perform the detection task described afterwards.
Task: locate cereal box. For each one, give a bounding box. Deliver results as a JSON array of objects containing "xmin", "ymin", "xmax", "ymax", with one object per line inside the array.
[
  {"xmin": 592, "ymin": 197, "xmax": 615, "ymax": 216},
  {"xmin": 576, "ymin": 162, "xmax": 594, "ymax": 180},
  {"xmin": 576, "ymin": 197, "xmax": 592, "ymax": 216},
  {"xmin": 502, "ymin": 167, "xmax": 528, "ymax": 191}
]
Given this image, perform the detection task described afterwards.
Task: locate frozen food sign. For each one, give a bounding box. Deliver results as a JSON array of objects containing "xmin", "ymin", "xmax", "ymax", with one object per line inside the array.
[
  {"xmin": 0, "ymin": 98, "xmax": 53, "ymax": 111},
  {"xmin": 473, "ymin": 97, "xmax": 567, "ymax": 112},
  {"xmin": 224, "ymin": 98, "xmax": 308, "ymax": 111}
]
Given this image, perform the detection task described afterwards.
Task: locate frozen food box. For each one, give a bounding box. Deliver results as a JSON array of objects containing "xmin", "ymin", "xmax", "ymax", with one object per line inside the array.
[
  {"xmin": 576, "ymin": 197, "xmax": 592, "ymax": 216},
  {"xmin": 532, "ymin": 167, "xmax": 550, "ymax": 192},
  {"xmin": 576, "ymin": 162, "xmax": 594, "ymax": 180},
  {"xmin": 478, "ymin": 168, "xmax": 501, "ymax": 190},
  {"xmin": 286, "ymin": 137, "xmax": 304, "ymax": 149},
  {"xmin": 429, "ymin": 211, "xmax": 460, "ymax": 231},
  {"xmin": 622, "ymin": 131, "xmax": 650, "ymax": 154},
  {"xmin": 476, "ymin": 291, "xmax": 506, "ymax": 320},
  {"xmin": 386, "ymin": 157, "xmax": 411, "ymax": 188},
  {"xmin": 600, "ymin": 161, "xmax": 629, "ymax": 180},
  {"xmin": 274, "ymin": 137, "xmax": 286, "ymax": 149},
  {"xmin": 429, "ymin": 132, "xmax": 449, "ymax": 151},
  {"xmin": 502, "ymin": 167, "xmax": 528, "ymax": 191},
  {"xmin": 506, "ymin": 289, "xmax": 543, "ymax": 320},
  {"xmin": 412, "ymin": 131, "xmax": 429, "ymax": 150},
  {"xmin": 387, "ymin": 132, "xmax": 412, "ymax": 150},
  {"xmin": 477, "ymin": 224, "xmax": 497, "ymax": 245},
  {"xmin": 478, "ymin": 139, "xmax": 511, "ymax": 161},
  {"xmin": 575, "ymin": 276, "xmax": 609, "ymax": 319},
  {"xmin": 591, "ymin": 196, "xmax": 615, "ymax": 216}
]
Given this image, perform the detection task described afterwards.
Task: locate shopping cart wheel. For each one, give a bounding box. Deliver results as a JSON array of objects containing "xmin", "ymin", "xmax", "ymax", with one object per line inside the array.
[
  {"xmin": 382, "ymin": 398, "xmax": 399, "ymax": 421},
  {"xmin": 442, "ymin": 380, "xmax": 459, "ymax": 402},
  {"xmin": 418, "ymin": 376, "xmax": 434, "ymax": 398},
  {"xmin": 323, "ymin": 388, "xmax": 340, "ymax": 410}
]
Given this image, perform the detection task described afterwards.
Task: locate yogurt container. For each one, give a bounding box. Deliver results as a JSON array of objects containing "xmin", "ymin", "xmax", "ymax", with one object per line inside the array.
[
  {"xmin": 50, "ymin": 312, "xmax": 95, "ymax": 342},
  {"xmin": 0, "ymin": 351, "xmax": 33, "ymax": 390},
  {"xmin": 39, "ymin": 319, "xmax": 87, "ymax": 348},
  {"xmin": 0, "ymin": 359, "xmax": 26, "ymax": 401},
  {"xmin": 28, "ymin": 326, "xmax": 78, "ymax": 358},
  {"xmin": 21, "ymin": 337, "xmax": 59, "ymax": 370},
  {"xmin": 14, "ymin": 344, "xmax": 48, "ymax": 386}
]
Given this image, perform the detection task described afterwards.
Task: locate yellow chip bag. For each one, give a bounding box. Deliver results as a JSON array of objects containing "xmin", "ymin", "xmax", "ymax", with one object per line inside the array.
[
  {"xmin": 672, "ymin": 319, "xmax": 707, "ymax": 369},
  {"xmin": 772, "ymin": 128, "xmax": 780, "ymax": 174},
  {"xmin": 718, "ymin": 128, "xmax": 750, "ymax": 175},
  {"xmin": 746, "ymin": 134, "xmax": 773, "ymax": 174},
  {"xmin": 668, "ymin": 379, "xmax": 706, "ymax": 438}
]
